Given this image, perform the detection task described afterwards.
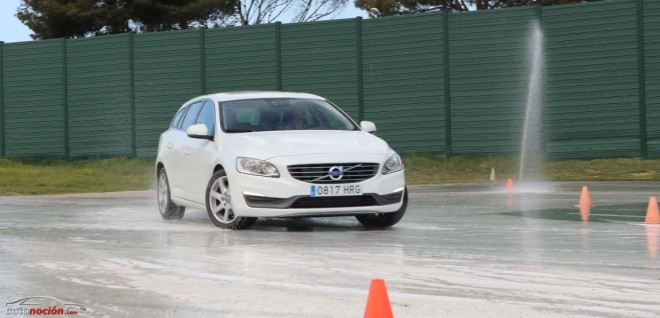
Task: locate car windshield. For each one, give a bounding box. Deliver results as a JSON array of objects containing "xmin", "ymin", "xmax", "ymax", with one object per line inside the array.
[{"xmin": 219, "ymin": 98, "xmax": 358, "ymax": 133}]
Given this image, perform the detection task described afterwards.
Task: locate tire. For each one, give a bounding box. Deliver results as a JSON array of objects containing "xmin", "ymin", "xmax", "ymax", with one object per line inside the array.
[
  {"xmin": 205, "ymin": 169, "xmax": 257, "ymax": 230},
  {"xmin": 157, "ymin": 168, "xmax": 185, "ymax": 220},
  {"xmin": 356, "ymin": 187, "xmax": 408, "ymax": 228}
]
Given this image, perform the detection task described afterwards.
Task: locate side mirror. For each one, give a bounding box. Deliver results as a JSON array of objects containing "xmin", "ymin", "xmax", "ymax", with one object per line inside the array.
[
  {"xmin": 360, "ymin": 121, "xmax": 377, "ymax": 133},
  {"xmin": 187, "ymin": 124, "xmax": 214, "ymax": 140}
]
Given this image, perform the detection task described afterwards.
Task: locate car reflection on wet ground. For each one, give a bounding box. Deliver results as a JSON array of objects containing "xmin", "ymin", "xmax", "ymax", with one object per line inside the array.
[{"xmin": 0, "ymin": 182, "xmax": 659, "ymax": 317}]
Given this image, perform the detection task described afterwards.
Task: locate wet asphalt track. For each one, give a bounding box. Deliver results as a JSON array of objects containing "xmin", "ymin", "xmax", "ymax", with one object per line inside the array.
[{"xmin": 1, "ymin": 182, "xmax": 659, "ymax": 317}]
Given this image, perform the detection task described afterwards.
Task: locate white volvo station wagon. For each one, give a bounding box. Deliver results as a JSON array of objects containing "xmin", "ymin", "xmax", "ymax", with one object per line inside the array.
[{"xmin": 155, "ymin": 91, "xmax": 407, "ymax": 229}]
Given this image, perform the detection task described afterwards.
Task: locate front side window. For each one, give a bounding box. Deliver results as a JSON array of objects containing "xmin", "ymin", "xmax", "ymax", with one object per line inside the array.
[
  {"xmin": 180, "ymin": 101, "xmax": 204, "ymax": 131},
  {"xmin": 195, "ymin": 101, "xmax": 216, "ymax": 134},
  {"xmin": 220, "ymin": 98, "xmax": 357, "ymax": 133}
]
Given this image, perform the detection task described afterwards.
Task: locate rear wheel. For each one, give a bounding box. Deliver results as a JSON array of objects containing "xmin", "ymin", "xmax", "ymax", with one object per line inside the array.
[
  {"xmin": 356, "ymin": 187, "xmax": 407, "ymax": 228},
  {"xmin": 205, "ymin": 169, "xmax": 257, "ymax": 230},
  {"xmin": 157, "ymin": 168, "xmax": 185, "ymax": 220}
]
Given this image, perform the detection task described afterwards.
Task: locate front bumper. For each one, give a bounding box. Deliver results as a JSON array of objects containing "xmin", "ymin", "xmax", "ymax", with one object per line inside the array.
[{"xmin": 228, "ymin": 154, "xmax": 406, "ymax": 218}]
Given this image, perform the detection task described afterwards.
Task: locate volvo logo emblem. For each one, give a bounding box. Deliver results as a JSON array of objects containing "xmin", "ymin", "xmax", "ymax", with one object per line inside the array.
[{"xmin": 328, "ymin": 166, "xmax": 344, "ymax": 181}]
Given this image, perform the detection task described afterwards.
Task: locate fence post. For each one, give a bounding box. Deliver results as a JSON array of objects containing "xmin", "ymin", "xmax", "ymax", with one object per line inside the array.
[
  {"xmin": 200, "ymin": 28, "xmax": 206, "ymax": 95},
  {"xmin": 275, "ymin": 22, "xmax": 282, "ymax": 91},
  {"xmin": 356, "ymin": 17, "xmax": 364, "ymax": 122},
  {"xmin": 62, "ymin": 38, "xmax": 69, "ymax": 161},
  {"xmin": 443, "ymin": 11, "xmax": 452, "ymax": 157},
  {"xmin": 636, "ymin": 0, "xmax": 647, "ymax": 159},
  {"xmin": 128, "ymin": 32, "xmax": 137, "ymax": 158},
  {"xmin": 0, "ymin": 41, "xmax": 4, "ymax": 157}
]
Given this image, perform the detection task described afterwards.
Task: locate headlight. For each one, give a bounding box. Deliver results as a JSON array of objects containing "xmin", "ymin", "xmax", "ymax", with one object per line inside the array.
[
  {"xmin": 382, "ymin": 154, "xmax": 403, "ymax": 174},
  {"xmin": 236, "ymin": 157, "xmax": 280, "ymax": 177}
]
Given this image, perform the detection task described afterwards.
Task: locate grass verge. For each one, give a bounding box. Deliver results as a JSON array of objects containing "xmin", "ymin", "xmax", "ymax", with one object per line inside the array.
[
  {"xmin": 0, "ymin": 157, "xmax": 154, "ymax": 195},
  {"xmin": 403, "ymin": 153, "xmax": 660, "ymax": 184},
  {"xmin": 1, "ymin": 155, "xmax": 660, "ymax": 195}
]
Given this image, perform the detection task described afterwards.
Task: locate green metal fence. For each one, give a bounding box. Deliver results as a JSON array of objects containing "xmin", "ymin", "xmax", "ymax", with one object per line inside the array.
[
  {"xmin": 644, "ymin": 0, "xmax": 660, "ymax": 158},
  {"xmin": 448, "ymin": 7, "xmax": 536, "ymax": 155},
  {"xmin": 0, "ymin": 0, "xmax": 657, "ymax": 160},
  {"xmin": 3, "ymin": 40, "xmax": 66, "ymax": 158},
  {"xmin": 362, "ymin": 13, "xmax": 447, "ymax": 154},
  {"xmin": 544, "ymin": 0, "xmax": 641, "ymax": 159},
  {"xmin": 67, "ymin": 34, "xmax": 133, "ymax": 158}
]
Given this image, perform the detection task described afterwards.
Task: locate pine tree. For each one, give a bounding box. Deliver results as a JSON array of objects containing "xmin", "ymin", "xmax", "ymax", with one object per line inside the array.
[{"xmin": 17, "ymin": 0, "xmax": 237, "ymax": 39}]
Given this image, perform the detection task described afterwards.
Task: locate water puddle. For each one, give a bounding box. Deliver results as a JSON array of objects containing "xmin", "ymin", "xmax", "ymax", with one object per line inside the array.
[{"xmin": 503, "ymin": 203, "xmax": 647, "ymax": 223}]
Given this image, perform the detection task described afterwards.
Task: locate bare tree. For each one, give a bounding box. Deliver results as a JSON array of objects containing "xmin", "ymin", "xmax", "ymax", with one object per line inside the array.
[{"xmin": 232, "ymin": 0, "xmax": 349, "ymax": 25}]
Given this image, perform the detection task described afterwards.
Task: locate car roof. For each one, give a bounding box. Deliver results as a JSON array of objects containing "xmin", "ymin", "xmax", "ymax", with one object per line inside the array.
[{"xmin": 184, "ymin": 91, "xmax": 326, "ymax": 105}]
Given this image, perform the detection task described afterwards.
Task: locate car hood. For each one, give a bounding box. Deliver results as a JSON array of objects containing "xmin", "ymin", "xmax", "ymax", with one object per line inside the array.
[{"xmin": 223, "ymin": 130, "xmax": 390, "ymax": 159}]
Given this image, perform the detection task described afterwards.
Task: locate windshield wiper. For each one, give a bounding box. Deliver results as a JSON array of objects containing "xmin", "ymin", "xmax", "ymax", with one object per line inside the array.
[{"xmin": 225, "ymin": 128, "xmax": 255, "ymax": 133}]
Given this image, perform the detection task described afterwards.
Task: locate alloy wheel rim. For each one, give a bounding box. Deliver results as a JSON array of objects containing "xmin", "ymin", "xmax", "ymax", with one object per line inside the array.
[{"xmin": 209, "ymin": 176, "xmax": 236, "ymax": 224}]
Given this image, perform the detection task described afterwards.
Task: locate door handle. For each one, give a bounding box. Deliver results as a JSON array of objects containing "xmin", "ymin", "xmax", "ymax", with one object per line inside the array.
[
  {"xmin": 167, "ymin": 143, "xmax": 173, "ymax": 149},
  {"xmin": 184, "ymin": 150, "xmax": 191, "ymax": 156}
]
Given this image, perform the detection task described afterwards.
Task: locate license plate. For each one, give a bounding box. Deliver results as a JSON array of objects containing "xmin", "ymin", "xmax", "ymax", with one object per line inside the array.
[{"xmin": 311, "ymin": 184, "xmax": 361, "ymax": 197}]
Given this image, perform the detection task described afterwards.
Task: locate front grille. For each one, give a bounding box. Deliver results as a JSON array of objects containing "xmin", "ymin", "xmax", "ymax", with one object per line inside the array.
[
  {"xmin": 287, "ymin": 163, "xmax": 379, "ymax": 184},
  {"xmin": 291, "ymin": 196, "xmax": 378, "ymax": 208}
]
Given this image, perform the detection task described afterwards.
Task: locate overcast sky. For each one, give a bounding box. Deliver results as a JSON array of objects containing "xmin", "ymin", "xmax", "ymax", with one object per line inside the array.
[{"xmin": 0, "ymin": 0, "xmax": 367, "ymax": 44}]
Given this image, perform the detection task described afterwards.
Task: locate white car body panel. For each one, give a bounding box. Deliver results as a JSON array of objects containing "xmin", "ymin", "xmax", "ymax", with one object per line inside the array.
[{"xmin": 224, "ymin": 130, "xmax": 389, "ymax": 159}]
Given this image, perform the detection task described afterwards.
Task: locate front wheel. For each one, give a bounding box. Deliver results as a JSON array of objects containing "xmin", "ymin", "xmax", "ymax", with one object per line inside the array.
[
  {"xmin": 205, "ymin": 169, "xmax": 257, "ymax": 230},
  {"xmin": 356, "ymin": 187, "xmax": 408, "ymax": 228},
  {"xmin": 157, "ymin": 168, "xmax": 185, "ymax": 220}
]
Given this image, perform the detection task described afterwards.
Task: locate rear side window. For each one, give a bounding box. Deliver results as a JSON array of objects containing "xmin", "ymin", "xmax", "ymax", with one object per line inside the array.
[
  {"xmin": 195, "ymin": 101, "xmax": 216, "ymax": 134},
  {"xmin": 172, "ymin": 108, "xmax": 187, "ymax": 129},
  {"xmin": 180, "ymin": 101, "xmax": 204, "ymax": 131}
]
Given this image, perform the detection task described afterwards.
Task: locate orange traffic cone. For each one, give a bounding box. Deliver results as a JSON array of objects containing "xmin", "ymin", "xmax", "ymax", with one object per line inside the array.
[
  {"xmin": 645, "ymin": 196, "xmax": 660, "ymax": 224},
  {"xmin": 506, "ymin": 178, "xmax": 513, "ymax": 192},
  {"xmin": 575, "ymin": 186, "xmax": 591, "ymax": 208},
  {"xmin": 364, "ymin": 279, "xmax": 393, "ymax": 318}
]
